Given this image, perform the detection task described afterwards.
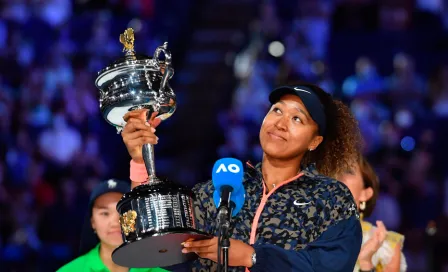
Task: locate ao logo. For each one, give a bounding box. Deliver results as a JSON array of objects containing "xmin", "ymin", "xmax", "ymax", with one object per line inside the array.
[{"xmin": 216, "ymin": 163, "xmax": 241, "ymax": 173}]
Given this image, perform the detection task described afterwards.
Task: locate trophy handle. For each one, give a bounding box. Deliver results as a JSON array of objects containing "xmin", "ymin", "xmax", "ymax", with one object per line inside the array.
[
  {"xmin": 142, "ymin": 143, "xmax": 156, "ymax": 183},
  {"xmin": 153, "ymin": 42, "xmax": 174, "ymax": 93},
  {"xmin": 139, "ymin": 42, "xmax": 175, "ymax": 183},
  {"xmin": 159, "ymin": 66, "xmax": 174, "ymax": 94},
  {"xmin": 141, "ymin": 108, "xmax": 159, "ymax": 183}
]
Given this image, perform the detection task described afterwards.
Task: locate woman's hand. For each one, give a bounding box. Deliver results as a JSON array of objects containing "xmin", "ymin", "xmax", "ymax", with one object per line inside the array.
[
  {"xmin": 121, "ymin": 109, "xmax": 161, "ymax": 163},
  {"xmin": 384, "ymin": 243, "xmax": 402, "ymax": 272},
  {"xmin": 182, "ymin": 237, "xmax": 255, "ymax": 267},
  {"xmin": 358, "ymin": 220, "xmax": 387, "ymax": 270}
]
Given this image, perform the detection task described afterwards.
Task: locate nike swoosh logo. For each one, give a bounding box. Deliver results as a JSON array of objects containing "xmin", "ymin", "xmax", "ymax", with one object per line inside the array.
[
  {"xmin": 294, "ymin": 87, "xmax": 311, "ymax": 94},
  {"xmin": 293, "ymin": 200, "xmax": 311, "ymax": 206}
]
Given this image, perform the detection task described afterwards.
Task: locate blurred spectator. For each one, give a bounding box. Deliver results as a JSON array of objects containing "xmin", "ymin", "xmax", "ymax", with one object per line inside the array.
[
  {"xmin": 233, "ymin": 69, "xmax": 270, "ymax": 124},
  {"xmin": 429, "ymin": 64, "xmax": 448, "ymax": 117},
  {"xmin": 38, "ymin": 112, "xmax": 82, "ymax": 166},
  {"xmin": 257, "ymin": 1, "xmax": 281, "ymax": 40},
  {"xmin": 332, "ymin": 0, "xmax": 379, "ymax": 32},
  {"xmin": 402, "ymin": 150, "xmax": 441, "ymax": 228},
  {"xmin": 378, "ymin": 0, "xmax": 413, "ymax": 31},
  {"xmin": 414, "ymin": 0, "xmax": 446, "ymax": 30},
  {"xmin": 5, "ymin": 128, "xmax": 32, "ymax": 187},
  {"xmin": 1, "ymin": 0, "xmax": 30, "ymax": 24},
  {"xmin": 34, "ymin": 0, "xmax": 72, "ymax": 28},
  {"xmin": 293, "ymin": 0, "xmax": 332, "ymax": 59},
  {"xmin": 387, "ymin": 53, "xmax": 426, "ymax": 99},
  {"xmin": 2, "ymin": 189, "xmax": 41, "ymax": 270},
  {"xmin": 342, "ymin": 57, "xmax": 389, "ymax": 153},
  {"xmin": 342, "ymin": 57, "xmax": 385, "ymax": 98}
]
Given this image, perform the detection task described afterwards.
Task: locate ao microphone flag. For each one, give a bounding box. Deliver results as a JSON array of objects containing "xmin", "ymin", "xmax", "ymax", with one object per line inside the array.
[{"xmin": 212, "ymin": 158, "xmax": 245, "ymax": 217}]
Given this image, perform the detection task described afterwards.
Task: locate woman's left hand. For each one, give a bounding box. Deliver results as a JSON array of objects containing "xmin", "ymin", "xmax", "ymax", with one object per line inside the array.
[
  {"xmin": 358, "ymin": 220, "xmax": 387, "ymax": 270},
  {"xmin": 182, "ymin": 237, "xmax": 255, "ymax": 267}
]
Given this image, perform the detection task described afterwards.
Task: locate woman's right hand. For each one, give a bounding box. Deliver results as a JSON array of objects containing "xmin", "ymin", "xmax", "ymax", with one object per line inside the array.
[
  {"xmin": 358, "ymin": 220, "xmax": 387, "ymax": 270},
  {"xmin": 121, "ymin": 109, "xmax": 161, "ymax": 164}
]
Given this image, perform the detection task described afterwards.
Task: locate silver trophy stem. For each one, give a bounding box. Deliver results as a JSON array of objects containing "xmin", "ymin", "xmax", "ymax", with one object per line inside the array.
[{"xmin": 142, "ymin": 143, "xmax": 156, "ymax": 182}]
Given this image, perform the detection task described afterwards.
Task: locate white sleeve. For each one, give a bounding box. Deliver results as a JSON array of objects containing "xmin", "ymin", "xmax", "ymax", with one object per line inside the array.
[
  {"xmin": 399, "ymin": 251, "xmax": 408, "ymax": 272},
  {"xmin": 371, "ymin": 241, "xmax": 407, "ymax": 271}
]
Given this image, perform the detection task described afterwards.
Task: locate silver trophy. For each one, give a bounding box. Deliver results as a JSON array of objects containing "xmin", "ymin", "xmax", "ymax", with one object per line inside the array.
[{"xmin": 95, "ymin": 28, "xmax": 210, "ymax": 268}]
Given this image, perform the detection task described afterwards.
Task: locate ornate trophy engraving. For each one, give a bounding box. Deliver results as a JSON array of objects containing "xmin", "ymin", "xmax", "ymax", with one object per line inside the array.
[{"xmin": 95, "ymin": 28, "xmax": 210, "ymax": 268}]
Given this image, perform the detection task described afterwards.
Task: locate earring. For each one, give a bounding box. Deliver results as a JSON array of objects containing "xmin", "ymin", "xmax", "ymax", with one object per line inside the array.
[
  {"xmin": 359, "ymin": 201, "xmax": 366, "ymax": 220},
  {"xmin": 308, "ymin": 148, "xmax": 313, "ymax": 152},
  {"xmin": 93, "ymin": 229, "xmax": 97, "ymax": 234}
]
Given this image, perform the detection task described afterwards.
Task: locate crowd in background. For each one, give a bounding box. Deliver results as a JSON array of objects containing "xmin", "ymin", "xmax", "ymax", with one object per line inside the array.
[{"xmin": 0, "ymin": 0, "xmax": 447, "ymax": 271}]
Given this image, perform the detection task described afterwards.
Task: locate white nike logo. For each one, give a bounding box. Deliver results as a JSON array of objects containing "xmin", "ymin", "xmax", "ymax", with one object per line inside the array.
[
  {"xmin": 294, "ymin": 87, "xmax": 311, "ymax": 94},
  {"xmin": 293, "ymin": 200, "xmax": 311, "ymax": 206}
]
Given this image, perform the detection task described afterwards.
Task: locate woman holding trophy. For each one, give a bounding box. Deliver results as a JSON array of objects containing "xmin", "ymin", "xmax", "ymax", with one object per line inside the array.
[{"xmin": 122, "ymin": 82, "xmax": 365, "ymax": 271}]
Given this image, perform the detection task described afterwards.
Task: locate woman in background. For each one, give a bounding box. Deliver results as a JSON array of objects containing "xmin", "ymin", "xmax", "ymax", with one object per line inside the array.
[
  {"xmin": 340, "ymin": 155, "xmax": 407, "ymax": 272},
  {"xmin": 57, "ymin": 179, "xmax": 167, "ymax": 272}
]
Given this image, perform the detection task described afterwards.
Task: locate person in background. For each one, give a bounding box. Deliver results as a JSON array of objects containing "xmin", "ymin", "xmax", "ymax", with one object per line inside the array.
[
  {"xmin": 339, "ymin": 155, "xmax": 407, "ymax": 272},
  {"xmin": 57, "ymin": 179, "xmax": 168, "ymax": 272}
]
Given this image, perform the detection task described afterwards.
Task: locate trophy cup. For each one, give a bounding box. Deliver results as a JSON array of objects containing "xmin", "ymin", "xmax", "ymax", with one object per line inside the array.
[{"xmin": 95, "ymin": 28, "xmax": 211, "ymax": 268}]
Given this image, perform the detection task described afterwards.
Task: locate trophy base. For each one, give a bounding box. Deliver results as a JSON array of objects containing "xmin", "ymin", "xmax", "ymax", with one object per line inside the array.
[{"xmin": 112, "ymin": 228, "xmax": 212, "ymax": 268}]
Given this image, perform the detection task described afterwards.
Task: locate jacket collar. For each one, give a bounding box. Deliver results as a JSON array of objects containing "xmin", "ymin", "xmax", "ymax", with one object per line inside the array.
[{"xmin": 245, "ymin": 161, "xmax": 319, "ymax": 180}]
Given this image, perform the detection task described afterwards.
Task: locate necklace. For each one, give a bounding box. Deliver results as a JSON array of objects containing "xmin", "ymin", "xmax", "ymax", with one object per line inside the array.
[{"xmin": 265, "ymin": 169, "xmax": 301, "ymax": 189}]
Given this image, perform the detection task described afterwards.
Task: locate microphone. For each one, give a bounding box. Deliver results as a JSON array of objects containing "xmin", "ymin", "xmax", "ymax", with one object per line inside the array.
[
  {"xmin": 213, "ymin": 186, "xmax": 245, "ymax": 217},
  {"xmin": 212, "ymin": 158, "xmax": 245, "ymax": 272},
  {"xmin": 212, "ymin": 158, "xmax": 245, "ymax": 217}
]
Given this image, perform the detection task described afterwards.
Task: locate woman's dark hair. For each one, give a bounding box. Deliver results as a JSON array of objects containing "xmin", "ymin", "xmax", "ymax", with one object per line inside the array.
[
  {"xmin": 358, "ymin": 154, "xmax": 380, "ymax": 218},
  {"xmin": 296, "ymin": 82, "xmax": 363, "ymax": 179}
]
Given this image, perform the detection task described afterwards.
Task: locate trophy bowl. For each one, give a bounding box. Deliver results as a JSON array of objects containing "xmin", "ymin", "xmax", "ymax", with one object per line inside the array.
[
  {"xmin": 95, "ymin": 28, "xmax": 211, "ymax": 268},
  {"xmin": 95, "ymin": 49, "xmax": 176, "ymax": 128}
]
